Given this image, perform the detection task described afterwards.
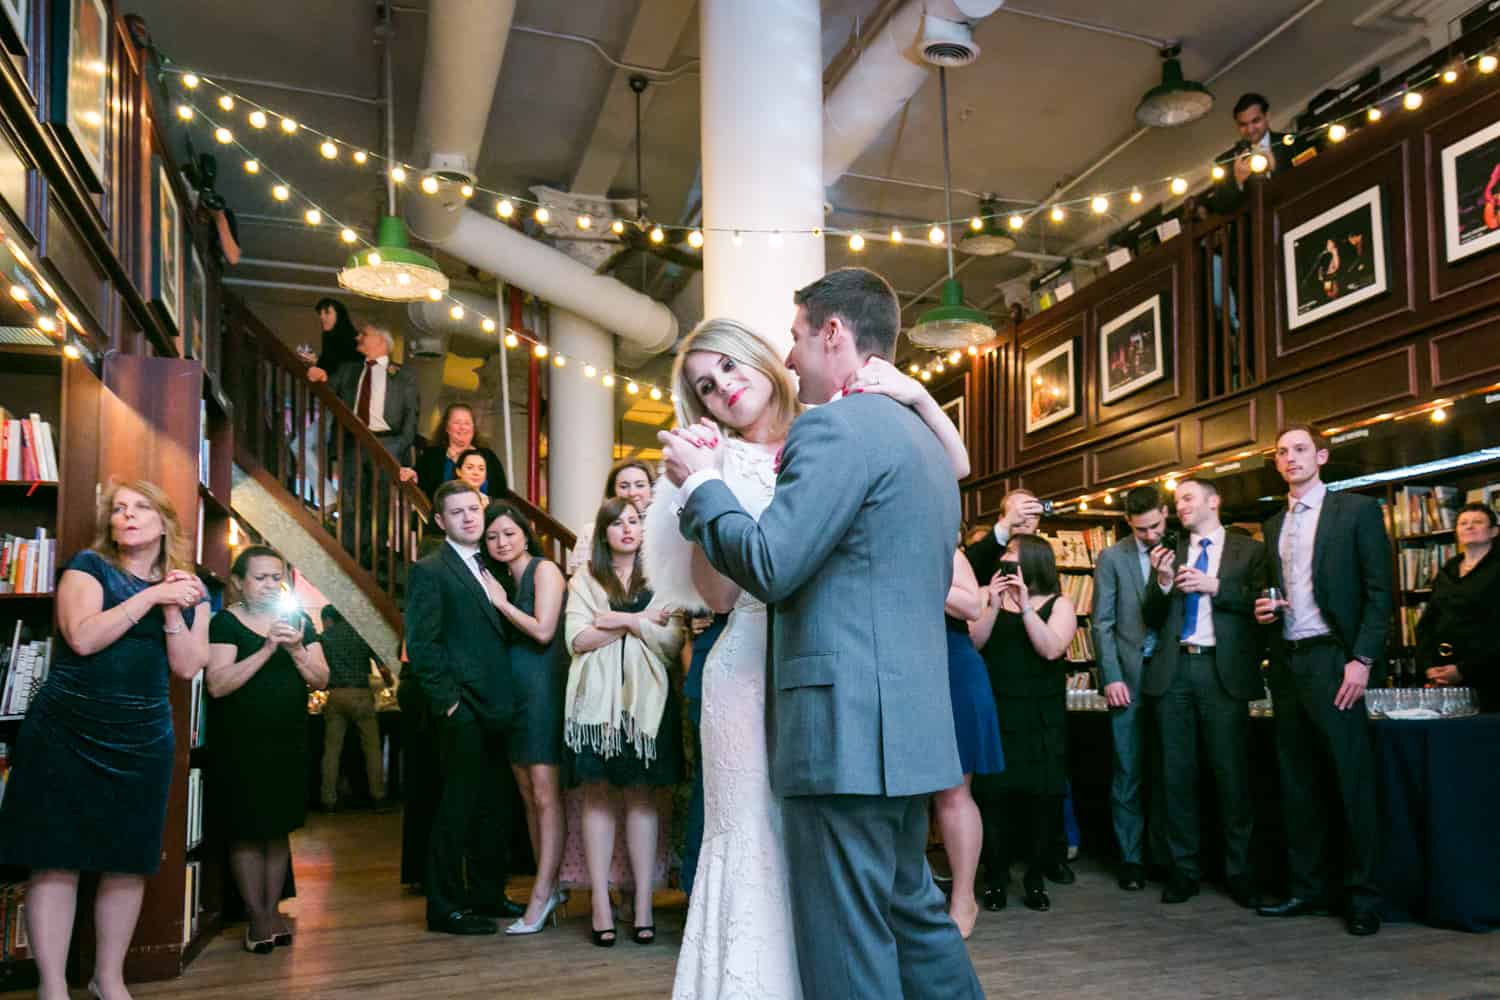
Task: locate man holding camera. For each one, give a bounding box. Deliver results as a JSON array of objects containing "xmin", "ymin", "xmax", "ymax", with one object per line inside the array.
[
  {"xmin": 1255, "ymin": 425, "xmax": 1391, "ymax": 936},
  {"xmin": 1204, "ymin": 93, "xmax": 1299, "ymax": 216},
  {"xmin": 1141, "ymin": 479, "xmax": 1269, "ymax": 908},
  {"xmin": 966, "ymin": 489, "xmax": 1046, "ymax": 584},
  {"xmin": 1091, "ymin": 485, "xmax": 1173, "ymax": 892}
]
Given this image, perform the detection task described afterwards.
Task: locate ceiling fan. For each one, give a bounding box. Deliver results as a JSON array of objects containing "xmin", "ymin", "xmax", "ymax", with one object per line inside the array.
[{"xmin": 591, "ymin": 74, "xmax": 702, "ymax": 277}]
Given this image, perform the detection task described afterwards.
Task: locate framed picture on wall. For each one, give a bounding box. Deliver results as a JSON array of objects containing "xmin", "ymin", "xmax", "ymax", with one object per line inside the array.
[
  {"xmin": 0, "ymin": 0, "xmax": 28, "ymax": 55},
  {"xmin": 1440, "ymin": 118, "xmax": 1500, "ymax": 264},
  {"xmin": 940, "ymin": 395, "xmax": 965, "ymax": 440},
  {"xmin": 1024, "ymin": 339, "xmax": 1076, "ymax": 434},
  {"xmin": 47, "ymin": 0, "xmax": 108, "ymax": 192},
  {"xmin": 1282, "ymin": 184, "xmax": 1387, "ymax": 330},
  {"xmin": 151, "ymin": 159, "xmax": 181, "ymax": 333},
  {"xmin": 184, "ymin": 247, "xmax": 205, "ymax": 360},
  {"xmin": 1099, "ymin": 294, "xmax": 1165, "ymax": 404}
]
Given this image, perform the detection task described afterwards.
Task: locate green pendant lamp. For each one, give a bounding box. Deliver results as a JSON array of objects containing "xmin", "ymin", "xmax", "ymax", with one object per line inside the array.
[
  {"xmin": 338, "ymin": 215, "xmax": 449, "ymax": 302},
  {"xmin": 908, "ymin": 66, "xmax": 996, "ymax": 351},
  {"xmin": 1136, "ymin": 45, "xmax": 1214, "ymax": 128}
]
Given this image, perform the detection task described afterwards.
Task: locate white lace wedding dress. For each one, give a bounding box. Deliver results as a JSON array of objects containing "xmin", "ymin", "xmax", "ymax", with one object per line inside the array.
[{"xmin": 644, "ymin": 438, "xmax": 801, "ymax": 1000}]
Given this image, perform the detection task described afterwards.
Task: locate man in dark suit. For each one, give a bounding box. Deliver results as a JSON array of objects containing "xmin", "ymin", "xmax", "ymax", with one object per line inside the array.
[
  {"xmin": 1142, "ymin": 478, "xmax": 1269, "ymax": 908},
  {"xmin": 327, "ymin": 323, "xmax": 419, "ymax": 561},
  {"xmin": 404, "ymin": 481, "xmax": 521, "ymax": 935},
  {"xmin": 1092, "ymin": 485, "xmax": 1173, "ymax": 892},
  {"xmin": 1203, "ymin": 93, "xmax": 1300, "ymax": 216},
  {"xmin": 964, "ymin": 488, "xmax": 1044, "ymax": 585},
  {"xmin": 1255, "ymin": 424, "xmax": 1392, "ymax": 936}
]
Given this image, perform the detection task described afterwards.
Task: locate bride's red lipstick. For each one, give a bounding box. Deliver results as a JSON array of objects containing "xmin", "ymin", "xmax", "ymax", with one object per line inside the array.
[{"xmin": 727, "ymin": 388, "xmax": 745, "ymax": 408}]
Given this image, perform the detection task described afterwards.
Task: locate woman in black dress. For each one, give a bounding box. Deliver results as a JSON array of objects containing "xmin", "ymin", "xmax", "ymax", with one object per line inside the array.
[
  {"xmin": 479, "ymin": 501, "xmax": 569, "ymax": 934},
  {"xmin": 304, "ymin": 297, "xmax": 361, "ymax": 383},
  {"xmin": 207, "ymin": 546, "xmax": 329, "ymax": 952},
  {"xmin": 971, "ymin": 533, "xmax": 1078, "ymax": 913},
  {"xmin": 1417, "ymin": 502, "xmax": 1500, "ymax": 711},
  {"xmin": 0, "ymin": 480, "xmax": 209, "ymax": 1000}
]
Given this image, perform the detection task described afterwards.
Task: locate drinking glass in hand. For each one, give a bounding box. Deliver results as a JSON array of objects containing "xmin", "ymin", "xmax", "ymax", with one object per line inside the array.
[{"xmin": 1257, "ymin": 587, "xmax": 1285, "ymax": 622}]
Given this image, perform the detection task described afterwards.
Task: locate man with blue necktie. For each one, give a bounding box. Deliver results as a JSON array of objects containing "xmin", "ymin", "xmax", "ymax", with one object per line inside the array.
[{"xmin": 1143, "ymin": 478, "xmax": 1270, "ymax": 909}]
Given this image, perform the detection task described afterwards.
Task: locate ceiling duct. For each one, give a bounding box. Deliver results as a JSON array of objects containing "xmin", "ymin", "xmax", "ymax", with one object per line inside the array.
[{"xmin": 919, "ymin": 14, "xmax": 981, "ymax": 67}]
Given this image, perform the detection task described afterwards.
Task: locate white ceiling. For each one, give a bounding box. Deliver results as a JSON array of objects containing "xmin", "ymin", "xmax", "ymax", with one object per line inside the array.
[{"xmin": 128, "ymin": 0, "xmax": 1442, "ymax": 347}]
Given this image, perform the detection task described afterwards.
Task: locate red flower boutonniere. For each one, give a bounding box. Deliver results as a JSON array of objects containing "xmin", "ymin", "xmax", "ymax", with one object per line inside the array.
[{"xmin": 773, "ymin": 446, "xmax": 784, "ymax": 474}]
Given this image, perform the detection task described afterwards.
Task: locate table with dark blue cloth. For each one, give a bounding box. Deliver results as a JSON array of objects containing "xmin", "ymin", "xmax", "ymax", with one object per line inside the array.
[{"xmin": 1374, "ymin": 714, "xmax": 1500, "ymax": 932}]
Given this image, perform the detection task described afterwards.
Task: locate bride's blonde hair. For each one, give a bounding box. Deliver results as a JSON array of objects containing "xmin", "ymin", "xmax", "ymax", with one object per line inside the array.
[{"xmin": 671, "ymin": 317, "xmax": 801, "ymax": 439}]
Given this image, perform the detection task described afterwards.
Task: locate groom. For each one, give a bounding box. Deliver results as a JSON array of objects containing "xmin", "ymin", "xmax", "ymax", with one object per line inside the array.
[{"xmin": 659, "ymin": 268, "xmax": 982, "ymax": 999}]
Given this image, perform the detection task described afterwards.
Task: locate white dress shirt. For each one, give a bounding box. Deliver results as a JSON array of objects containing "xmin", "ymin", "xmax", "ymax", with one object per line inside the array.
[
  {"xmin": 1279, "ymin": 482, "xmax": 1333, "ymax": 640},
  {"xmin": 357, "ymin": 356, "xmax": 391, "ymax": 432},
  {"xmin": 446, "ymin": 538, "xmax": 488, "ymax": 590},
  {"xmin": 1181, "ymin": 525, "xmax": 1226, "ymax": 647}
]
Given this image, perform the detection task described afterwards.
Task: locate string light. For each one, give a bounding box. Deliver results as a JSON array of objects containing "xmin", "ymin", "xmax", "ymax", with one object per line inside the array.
[
  {"xmin": 928, "ymin": 225, "xmax": 944, "ymax": 244},
  {"xmin": 366, "ymin": 252, "xmax": 381, "ymax": 266},
  {"xmin": 688, "ymin": 230, "xmax": 704, "ymax": 248},
  {"xmin": 1403, "ymin": 90, "xmax": 1423, "ymax": 111},
  {"xmin": 304, "ymin": 208, "xmax": 321, "ymax": 225},
  {"xmin": 460, "ymin": 183, "xmax": 474, "ymax": 199},
  {"xmin": 919, "ymin": 371, "xmax": 932, "ymax": 382},
  {"xmin": 1431, "ymin": 405, "xmax": 1448, "ymax": 423},
  {"xmin": 890, "ymin": 227, "xmax": 904, "ymax": 243},
  {"xmin": 1211, "ymin": 164, "xmax": 1226, "ymax": 180},
  {"xmin": 1367, "ymin": 107, "xmax": 1382, "ymax": 122},
  {"xmin": 243, "ymin": 158, "xmax": 260, "ymax": 174},
  {"xmin": 176, "ymin": 105, "xmax": 194, "ymax": 121},
  {"xmin": 320, "ymin": 141, "xmax": 338, "ymax": 159},
  {"xmin": 1249, "ymin": 153, "xmax": 1269, "ymax": 173},
  {"xmin": 611, "ymin": 220, "xmax": 625, "ymax": 235},
  {"xmin": 248, "ymin": 110, "xmax": 267, "ymax": 129},
  {"xmin": 353, "ymin": 150, "xmax": 368, "ymax": 164},
  {"xmin": 848, "ymin": 233, "xmax": 865, "ymax": 252},
  {"xmin": 390, "ymin": 166, "xmax": 407, "ymax": 183},
  {"xmin": 554, "ymin": 354, "xmax": 566, "ymax": 367},
  {"xmin": 649, "ymin": 386, "xmax": 663, "ymax": 400},
  {"xmin": 576, "ymin": 214, "xmax": 592, "ymax": 230},
  {"xmin": 426, "ymin": 287, "xmax": 443, "ymax": 301},
  {"xmin": 62, "ymin": 344, "xmax": 80, "ymax": 360},
  {"xmin": 449, "ymin": 304, "xmax": 464, "ymax": 320},
  {"xmin": 181, "ymin": 73, "xmax": 200, "ymax": 89},
  {"xmin": 1103, "ymin": 493, "xmax": 1114, "ymax": 505},
  {"xmin": 35, "ymin": 315, "xmax": 55, "ymax": 333},
  {"xmin": 496, "ymin": 198, "xmax": 513, "ymax": 218},
  {"xmin": 340, "ymin": 227, "xmax": 356, "ymax": 243},
  {"xmin": 1050, "ymin": 205, "xmax": 1066, "ymax": 223},
  {"xmin": 280, "ymin": 116, "xmax": 298, "ymax": 133},
  {"xmin": 584, "ymin": 365, "xmax": 597, "ymax": 378},
  {"xmin": 1443, "ymin": 69, "xmax": 1459, "ymax": 84},
  {"xmin": 909, "ymin": 364, "xmax": 920, "ymax": 374},
  {"xmin": 504, "ymin": 332, "xmax": 519, "ymax": 348},
  {"xmin": 650, "ymin": 226, "xmax": 665, "ymax": 243},
  {"xmin": 602, "ymin": 374, "xmax": 616, "ymax": 388},
  {"xmin": 626, "ymin": 381, "xmax": 640, "ymax": 395},
  {"xmin": 535, "ymin": 206, "xmax": 550, "ymax": 224},
  {"xmin": 396, "ymin": 273, "xmax": 411, "ymax": 286},
  {"xmin": 1170, "ymin": 177, "xmax": 1188, "ymax": 196},
  {"xmin": 948, "ymin": 351, "xmax": 961, "ymax": 364},
  {"xmin": 8, "ymin": 285, "xmax": 27, "ymax": 302},
  {"xmin": 420, "ymin": 175, "xmax": 439, "ymax": 195},
  {"xmin": 969, "ymin": 216, "xmax": 984, "ymax": 231},
  {"xmin": 1008, "ymin": 214, "xmax": 1023, "ymax": 230},
  {"xmin": 272, "ymin": 184, "xmax": 289, "ymax": 201},
  {"xmin": 1482, "ymin": 53, "xmax": 1499, "ymax": 74},
  {"xmin": 1328, "ymin": 123, "xmax": 1347, "ymax": 142},
  {"xmin": 217, "ymin": 95, "xmax": 234, "ymax": 112},
  {"xmin": 1090, "ymin": 195, "xmax": 1109, "ymax": 214},
  {"xmin": 533, "ymin": 344, "xmax": 548, "ymax": 359},
  {"xmin": 481, "ymin": 318, "xmax": 496, "ymax": 333},
  {"xmin": 214, "ymin": 127, "xmax": 233, "ymax": 144},
  {"xmin": 1129, "ymin": 188, "xmax": 1143, "ymax": 204}
]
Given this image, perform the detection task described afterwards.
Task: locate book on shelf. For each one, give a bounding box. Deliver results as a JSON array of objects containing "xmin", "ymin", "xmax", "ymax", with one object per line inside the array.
[
  {"xmin": 0, "ymin": 529, "xmax": 56, "ymax": 594},
  {"xmin": 182, "ymin": 860, "xmax": 201, "ymax": 947},
  {"xmin": 186, "ymin": 768, "xmax": 204, "ymax": 851},
  {"xmin": 1391, "ymin": 485, "xmax": 1460, "ymax": 536},
  {"xmin": 1042, "ymin": 527, "xmax": 1111, "ymax": 569},
  {"xmin": 189, "ymin": 670, "xmax": 206, "ymax": 748},
  {"xmin": 195, "ymin": 499, "xmax": 204, "ymax": 567},
  {"xmin": 0, "ymin": 412, "xmax": 58, "ymax": 483},
  {"xmin": 1066, "ymin": 621, "xmax": 1096, "ymax": 663},
  {"xmin": 1399, "ymin": 603, "xmax": 1426, "ymax": 648},
  {"xmin": 1058, "ymin": 573, "xmax": 1095, "ymax": 615},
  {"xmin": 199, "ymin": 400, "xmax": 211, "ymax": 489},
  {"xmin": 0, "ymin": 622, "xmax": 53, "ymax": 718},
  {"xmin": 1399, "ymin": 544, "xmax": 1455, "ymax": 591},
  {"xmin": 0, "ymin": 882, "xmax": 28, "ymax": 961}
]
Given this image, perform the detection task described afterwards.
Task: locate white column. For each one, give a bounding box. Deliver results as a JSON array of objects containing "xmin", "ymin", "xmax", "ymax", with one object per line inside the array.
[
  {"xmin": 700, "ymin": 0, "xmax": 826, "ymax": 357},
  {"xmin": 548, "ymin": 309, "xmax": 616, "ymax": 541}
]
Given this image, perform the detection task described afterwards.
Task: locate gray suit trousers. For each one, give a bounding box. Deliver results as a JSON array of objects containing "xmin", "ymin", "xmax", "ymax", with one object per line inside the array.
[{"xmin": 782, "ymin": 794, "xmax": 983, "ymax": 1000}]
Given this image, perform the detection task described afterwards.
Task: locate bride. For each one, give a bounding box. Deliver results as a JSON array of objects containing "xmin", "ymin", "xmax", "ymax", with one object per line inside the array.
[{"xmin": 645, "ymin": 316, "xmax": 969, "ymax": 1000}]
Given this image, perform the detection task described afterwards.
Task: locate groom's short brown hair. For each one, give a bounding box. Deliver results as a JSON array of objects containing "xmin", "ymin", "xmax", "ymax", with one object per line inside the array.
[{"xmin": 794, "ymin": 267, "xmax": 901, "ymax": 359}]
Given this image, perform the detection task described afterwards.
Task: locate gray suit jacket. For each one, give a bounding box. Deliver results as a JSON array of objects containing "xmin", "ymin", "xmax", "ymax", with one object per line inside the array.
[
  {"xmin": 1093, "ymin": 536, "xmax": 1154, "ymax": 690},
  {"xmin": 330, "ymin": 358, "xmax": 420, "ymax": 462},
  {"xmin": 679, "ymin": 393, "xmax": 962, "ymax": 799}
]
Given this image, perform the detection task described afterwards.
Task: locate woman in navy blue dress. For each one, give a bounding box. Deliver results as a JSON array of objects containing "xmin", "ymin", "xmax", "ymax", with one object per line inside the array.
[
  {"xmin": 934, "ymin": 547, "xmax": 1005, "ymax": 939},
  {"xmin": 0, "ymin": 480, "xmax": 209, "ymax": 1000}
]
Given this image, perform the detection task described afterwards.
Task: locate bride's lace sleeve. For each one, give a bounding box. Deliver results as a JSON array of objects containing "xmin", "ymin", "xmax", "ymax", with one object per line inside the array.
[{"xmin": 642, "ymin": 476, "xmax": 710, "ymax": 612}]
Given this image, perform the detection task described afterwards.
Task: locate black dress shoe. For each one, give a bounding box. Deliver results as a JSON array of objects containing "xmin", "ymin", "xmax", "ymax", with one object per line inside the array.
[
  {"xmin": 982, "ymin": 885, "xmax": 1008, "ymax": 911},
  {"xmin": 1227, "ymin": 876, "xmax": 1261, "ymax": 910},
  {"xmin": 1022, "ymin": 885, "xmax": 1051, "ymax": 912},
  {"xmin": 1161, "ymin": 874, "xmax": 1200, "ymax": 904},
  {"xmin": 1257, "ymin": 896, "xmax": 1329, "ymax": 918},
  {"xmin": 1117, "ymin": 863, "xmax": 1146, "ymax": 891},
  {"xmin": 467, "ymin": 899, "xmax": 526, "ymax": 920},
  {"xmin": 1346, "ymin": 908, "xmax": 1381, "ymax": 936},
  {"xmin": 1043, "ymin": 862, "xmax": 1076, "ymax": 885},
  {"xmin": 427, "ymin": 910, "xmax": 497, "ymax": 935}
]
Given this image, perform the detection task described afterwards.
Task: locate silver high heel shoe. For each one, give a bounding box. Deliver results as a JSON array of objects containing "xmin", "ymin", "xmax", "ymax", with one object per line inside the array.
[{"xmin": 504, "ymin": 890, "xmax": 563, "ymax": 935}]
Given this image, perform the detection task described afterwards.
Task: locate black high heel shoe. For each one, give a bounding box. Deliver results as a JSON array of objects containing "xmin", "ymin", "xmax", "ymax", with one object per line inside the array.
[
  {"xmin": 591, "ymin": 923, "xmax": 617, "ymax": 947},
  {"xmin": 631, "ymin": 924, "xmax": 656, "ymax": 945}
]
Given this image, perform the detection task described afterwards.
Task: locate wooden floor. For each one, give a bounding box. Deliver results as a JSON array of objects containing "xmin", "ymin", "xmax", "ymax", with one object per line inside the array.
[{"xmin": 18, "ymin": 809, "xmax": 1500, "ymax": 999}]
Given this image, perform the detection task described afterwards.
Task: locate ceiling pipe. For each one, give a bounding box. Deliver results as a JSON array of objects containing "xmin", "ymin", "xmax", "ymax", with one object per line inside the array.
[
  {"xmin": 405, "ymin": 0, "xmax": 676, "ymax": 361},
  {"xmin": 406, "ymin": 289, "xmax": 512, "ymax": 358},
  {"xmin": 822, "ymin": 0, "xmax": 1006, "ymax": 188}
]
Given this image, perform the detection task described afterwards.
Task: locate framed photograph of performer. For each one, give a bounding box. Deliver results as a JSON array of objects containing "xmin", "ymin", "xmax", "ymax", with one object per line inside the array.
[
  {"xmin": 1282, "ymin": 185, "xmax": 1387, "ymax": 331},
  {"xmin": 1024, "ymin": 339, "xmax": 1076, "ymax": 434},
  {"xmin": 1099, "ymin": 294, "xmax": 1165, "ymax": 404},
  {"xmin": 1440, "ymin": 119, "xmax": 1500, "ymax": 264},
  {"xmin": 47, "ymin": 0, "xmax": 108, "ymax": 192}
]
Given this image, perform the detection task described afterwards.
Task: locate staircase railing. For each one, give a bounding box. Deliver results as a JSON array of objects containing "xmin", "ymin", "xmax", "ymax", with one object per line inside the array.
[{"xmin": 218, "ymin": 294, "xmax": 578, "ymax": 614}]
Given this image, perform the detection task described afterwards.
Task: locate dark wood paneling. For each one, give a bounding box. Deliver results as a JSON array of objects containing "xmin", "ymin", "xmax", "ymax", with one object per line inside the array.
[
  {"xmin": 1265, "ymin": 142, "xmax": 1418, "ymax": 375},
  {"xmin": 1276, "ymin": 345, "xmax": 1419, "ymax": 427},
  {"xmin": 973, "ymin": 477, "xmax": 1010, "ymax": 521},
  {"xmin": 44, "ymin": 196, "xmax": 108, "ymax": 338},
  {"xmin": 1017, "ymin": 453, "xmax": 1088, "ymax": 499},
  {"xmin": 1196, "ymin": 398, "xmax": 1259, "ymax": 458},
  {"xmin": 1091, "ymin": 424, "xmax": 1182, "ymax": 487},
  {"xmin": 1429, "ymin": 317, "xmax": 1500, "ymax": 390}
]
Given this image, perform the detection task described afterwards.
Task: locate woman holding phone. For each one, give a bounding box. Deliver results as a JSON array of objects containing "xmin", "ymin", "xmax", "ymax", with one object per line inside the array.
[{"xmin": 970, "ymin": 534, "xmax": 1077, "ymax": 913}]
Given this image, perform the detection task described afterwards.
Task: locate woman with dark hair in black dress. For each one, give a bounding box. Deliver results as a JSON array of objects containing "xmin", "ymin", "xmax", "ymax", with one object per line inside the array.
[
  {"xmin": 0, "ymin": 480, "xmax": 210, "ymax": 1000},
  {"xmin": 305, "ymin": 297, "xmax": 361, "ymax": 383},
  {"xmin": 207, "ymin": 545, "xmax": 329, "ymax": 952},
  {"xmin": 1417, "ymin": 502, "xmax": 1500, "ymax": 711},
  {"xmin": 479, "ymin": 502, "xmax": 569, "ymax": 933}
]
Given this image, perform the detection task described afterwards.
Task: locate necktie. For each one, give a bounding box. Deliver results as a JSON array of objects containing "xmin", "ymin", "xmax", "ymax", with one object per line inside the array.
[
  {"xmin": 474, "ymin": 552, "xmax": 488, "ymax": 578},
  {"xmin": 1180, "ymin": 538, "xmax": 1212, "ymax": 642},
  {"xmin": 1283, "ymin": 501, "xmax": 1307, "ymax": 632},
  {"xmin": 355, "ymin": 359, "xmax": 376, "ymax": 424}
]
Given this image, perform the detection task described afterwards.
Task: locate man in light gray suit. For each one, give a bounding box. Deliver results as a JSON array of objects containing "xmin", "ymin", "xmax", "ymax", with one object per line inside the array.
[
  {"xmin": 1092, "ymin": 484, "xmax": 1172, "ymax": 891},
  {"xmin": 659, "ymin": 268, "xmax": 982, "ymax": 1000}
]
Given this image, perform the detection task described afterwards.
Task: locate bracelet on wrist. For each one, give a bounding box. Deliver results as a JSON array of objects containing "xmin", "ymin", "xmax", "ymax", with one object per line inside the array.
[{"xmin": 162, "ymin": 622, "xmax": 184, "ymax": 635}]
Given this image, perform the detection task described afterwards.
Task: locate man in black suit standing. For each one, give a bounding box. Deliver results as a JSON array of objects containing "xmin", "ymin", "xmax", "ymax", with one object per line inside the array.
[
  {"xmin": 1142, "ymin": 478, "xmax": 1269, "ymax": 908},
  {"xmin": 1204, "ymin": 93, "xmax": 1300, "ymax": 216},
  {"xmin": 965, "ymin": 488, "xmax": 1044, "ymax": 584},
  {"xmin": 1255, "ymin": 424, "xmax": 1392, "ymax": 936},
  {"xmin": 404, "ymin": 481, "xmax": 522, "ymax": 934}
]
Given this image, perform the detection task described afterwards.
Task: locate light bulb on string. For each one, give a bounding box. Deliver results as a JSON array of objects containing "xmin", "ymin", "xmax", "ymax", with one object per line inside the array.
[
  {"xmin": 626, "ymin": 381, "xmax": 640, "ymax": 396},
  {"xmin": 1329, "ymin": 123, "xmax": 1347, "ymax": 142},
  {"xmin": 353, "ymin": 150, "xmax": 367, "ymax": 164},
  {"xmin": 272, "ymin": 184, "xmax": 290, "ymax": 201},
  {"xmin": 934, "ymin": 362, "xmax": 945, "ymax": 374},
  {"xmin": 535, "ymin": 206, "xmax": 550, "ymax": 224},
  {"xmin": 1170, "ymin": 177, "xmax": 1188, "ymax": 196},
  {"xmin": 62, "ymin": 344, "xmax": 80, "ymax": 360},
  {"xmin": 649, "ymin": 386, "xmax": 663, "ymax": 401},
  {"xmin": 420, "ymin": 175, "xmax": 439, "ymax": 195},
  {"xmin": 969, "ymin": 216, "xmax": 983, "ymax": 231},
  {"xmin": 1009, "ymin": 214, "xmax": 1023, "ymax": 231},
  {"xmin": 533, "ymin": 344, "xmax": 548, "ymax": 359},
  {"xmin": 320, "ymin": 141, "xmax": 338, "ymax": 159},
  {"xmin": 214, "ymin": 127, "xmax": 233, "ymax": 144},
  {"xmin": 553, "ymin": 354, "xmax": 566, "ymax": 368},
  {"xmin": 650, "ymin": 226, "xmax": 665, "ymax": 244},
  {"xmin": 280, "ymin": 117, "xmax": 298, "ymax": 134},
  {"xmin": 340, "ymin": 228, "xmax": 356, "ymax": 243},
  {"xmin": 584, "ymin": 365, "xmax": 597, "ymax": 378},
  {"xmin": 459, "ymin": 184, "xmax": 473, "ymax": 199},
  {"xmin": 504, "ymin": 332, "xmax": 519, "ymax": 348},
  {"xmin": 688, "ymin": 230, "xmax": 705, "ymax": 248},
  {"xmin": 243, "ymin": 158, "xmax": 260, "ymax": 174},
  {"xmin": 890, "ymin": 227, "xmax": 904, "ymax": 243},
  {"xmin": 8, "ymin": 285, "xmax": 27, "ymax": 302},
  {"xmin": 908, "ymin": 364, "xmax": 920, "ymax": 374},
  {"xmin": 1482, "ymin": 53, "xmax": 1499, "ymax": 74},
  {"xmin": 1443, "ymin": 68, "xmax": 1459, "ymax": 84},
  {"xmin": 1103, "ymin": 493, "xmax": 1114, "ymax": 506},
  {"xmin": 176, "ymin": 105, "xmax": 194, "ymax": 121},
  {"xmin": 1211, "ymin": 164, "xmax": 1226, "ymax": 180},
  {"xmin": 1431, "ymin": 405, "xmax": 1448, "ymax": 423},
  {"xmin": 919, "ymin": 370, "xmax": 932, "ymax": 382},
  {"xmin": 1367, "ymin": 107, "xmax": 1382, "ymax": 122},
  {"xmin": 390, "ymin": 166, "xmax": 407, "ymax": 183},
  {"xmin": 496, "ymin": 198, "xmax": 513, "ymax": 218},
  {"xmin": 1249, "ymin": 153, "xmax": 1269, "ymax": 173},
  {"xmin": 928, "ymin": 225, "xmax": 944, "ymax": 244},
  {"xmin": 304, "ymin": 208, "xmax": 321, "ymax": 226},
  {"xmin": 449, "ymin": 304, "xmax": 464, "ymax": 320},
  {"xmin": 1050, "ymin": 205, "xmax": 1065, "ymax": 223},
  {"xmin": 181, "ymin": 73, "xmax": 200, "ymax": 89},
  {"xmin": 1091, "ymin": 195, "xmax": 1109, "ymax": 214},
  {"xmin": 611, "ymin": 220, "xmax": 625, "ymax": 235},
  {"xmin": 577, "ymin": 214, "xmax": 592, "ymax": 230},
  {"xmin": 248, "ymin": 110, "xmax": 267, "ymax": 129},
  {"xmin": 602, "ymin": 374, "xmax": 616, "ymax": 388},
  {"xmin": 217, "ymin": 95, "xmax": 234, "ymax": 112},
  {"xmin": 1129, "ymin": 188, "xmax": 1143, "ymax": 204},
  {"xmin": 367, "ymin": 252, "xmax": 382, "ymax": 266},
  {"xmin": 426, "ymin": 287, "xmax": 442, "ymax": 302},
  {"xmin": 35, "ymin": 315, "xmax": 55, "ymax": 333},
  {"xmin": 848, "ymin": 233, "xmax": 865, "ymax": 252},
  {"xmin": 481, "ymin": 318, "xmax": 496, "ymax": 333},
  {"xmin": 968, "ymin": 345, "xmax": 979, "ymax": 356},
  {"xmin": 812, "ymin": 227, "xmax": 823, "ymax": 238},
  {"xmin": 1403, "ymin": 90, "xmax": 1423, "ymax": 111}
]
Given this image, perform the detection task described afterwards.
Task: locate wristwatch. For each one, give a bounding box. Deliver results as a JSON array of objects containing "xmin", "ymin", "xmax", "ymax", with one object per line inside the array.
[{"xmin": 1354, "ymin": 654, "xmax": 1374, "ymax": 667}]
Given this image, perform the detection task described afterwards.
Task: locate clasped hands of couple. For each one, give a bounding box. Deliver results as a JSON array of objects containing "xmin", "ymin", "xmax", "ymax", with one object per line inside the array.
[{"xmin": 657, "ymin": 357, "xmax": 921, "ymax": 487}]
